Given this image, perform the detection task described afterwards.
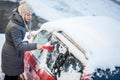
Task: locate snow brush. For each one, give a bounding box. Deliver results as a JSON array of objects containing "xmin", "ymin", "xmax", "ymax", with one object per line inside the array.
[{"xmin": 43, "ymin": 46, "xmax": 53, "ymax": 51}]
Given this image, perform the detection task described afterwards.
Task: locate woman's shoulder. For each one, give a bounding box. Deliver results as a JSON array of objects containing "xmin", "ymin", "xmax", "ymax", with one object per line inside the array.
[
  {"xmin": 5, "ymin": 21, "xmax": 25, "ymax": 34},
  {"xmin": 12, "ymin": 23, "xmax": 26, "ymax": 32}
]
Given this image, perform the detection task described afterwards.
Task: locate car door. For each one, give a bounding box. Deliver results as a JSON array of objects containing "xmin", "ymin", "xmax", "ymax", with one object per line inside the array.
[{"xmin": 30, "ymin": 30, "xmax": 85, "ymax": 80}]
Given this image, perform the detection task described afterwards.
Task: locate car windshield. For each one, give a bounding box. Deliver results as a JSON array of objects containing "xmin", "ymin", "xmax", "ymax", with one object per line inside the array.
[{"xmin": 31, "ymin": 30, "xmax": 84, "ymax": 80}]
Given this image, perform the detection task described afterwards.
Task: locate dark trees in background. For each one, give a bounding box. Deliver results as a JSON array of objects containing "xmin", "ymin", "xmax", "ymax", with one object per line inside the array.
[
  {"xmin": 0, "ymin": 1, "xmax": 48, "ymax": 33},
  {"xmin": 0, "ymin": 1, "xmax": 19, "ymax": 33}
]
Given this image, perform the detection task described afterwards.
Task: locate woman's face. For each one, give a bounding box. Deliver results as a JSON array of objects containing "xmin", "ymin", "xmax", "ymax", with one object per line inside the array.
[{"xmin": 24, "ymin": 13, "xmax": 32, "ymax": 22}]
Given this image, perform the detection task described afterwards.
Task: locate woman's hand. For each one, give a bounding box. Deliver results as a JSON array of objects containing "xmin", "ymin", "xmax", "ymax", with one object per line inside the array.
[{"xmin": 36, "ymin": 44, "xmax": 43, "ymax": 50}]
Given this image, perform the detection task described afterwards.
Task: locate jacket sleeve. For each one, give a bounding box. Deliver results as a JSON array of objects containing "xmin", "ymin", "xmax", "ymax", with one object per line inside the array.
[{"xmin": 10, "ymin": 26, "xmax": 37, "ymax": 51}]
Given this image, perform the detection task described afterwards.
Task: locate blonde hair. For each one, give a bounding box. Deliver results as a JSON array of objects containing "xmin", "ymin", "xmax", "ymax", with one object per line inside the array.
[{"xmin": 18, "ymin": 0, "xmax": 33, "ymax": 19}]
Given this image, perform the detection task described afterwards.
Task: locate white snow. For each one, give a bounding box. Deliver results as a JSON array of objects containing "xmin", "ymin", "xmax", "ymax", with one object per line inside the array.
[
  {"xmin": 26, "ymin": 0, "xmax": 120, "ymax": 21},
  {"xmin": 58, "ymin": 66, "xmax": 81, "ymax": 80},
  {"xmin": 0, "ymin": 34, "xmax": 5, "ymax": 69},
  {"xmin": 41, "ymin": 16, "xmax": 120, "ymax": 74},
  {"xmin": 0, "ymin": 34, "xmax": 5, "ymax": 80}
]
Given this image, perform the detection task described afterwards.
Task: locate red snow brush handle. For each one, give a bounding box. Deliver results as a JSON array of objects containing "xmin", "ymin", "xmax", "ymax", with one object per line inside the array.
[{"xmin": 43, "ymin": 46, "xmax": 53, "ymax": 51}]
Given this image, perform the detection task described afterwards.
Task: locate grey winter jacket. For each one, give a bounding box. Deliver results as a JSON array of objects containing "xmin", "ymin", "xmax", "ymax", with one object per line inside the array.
[{"xmin": 1, "ymin": 9, "xmax": 37, "ymax": 76}]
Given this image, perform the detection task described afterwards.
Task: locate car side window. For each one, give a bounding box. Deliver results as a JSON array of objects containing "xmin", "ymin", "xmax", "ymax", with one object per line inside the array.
[
  {"xmin": 32, "ymin": 30, "xmax": 51, "ymax": 45},
  {"xmin": 31, "ymin": 30, "xmax": 52, "ymax": 58},
  {"xmin": 50, "ymin": 34, "xmax": 84, "ymax": 79}
]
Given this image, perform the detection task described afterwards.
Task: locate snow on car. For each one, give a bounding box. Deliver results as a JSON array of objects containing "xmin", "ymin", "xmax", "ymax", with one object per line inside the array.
[{"xmin": 21, "ymin": 16, "xmax": 120, "ymax": 80}]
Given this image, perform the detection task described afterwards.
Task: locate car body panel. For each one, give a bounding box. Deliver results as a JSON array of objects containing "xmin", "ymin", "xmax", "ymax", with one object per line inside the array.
[{"xmin": 24, "ymin": 51, "xmax": 56, "ymax": 80}]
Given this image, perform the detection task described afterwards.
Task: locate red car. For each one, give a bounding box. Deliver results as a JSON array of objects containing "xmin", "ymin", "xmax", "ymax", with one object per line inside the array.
[
  {"xmin": 21, "ymin": 16, "xmax": 120, "ymax": 80},
  {"xmin": 21, "ymin": 29, "xmax": 85, "ymax": 80}
]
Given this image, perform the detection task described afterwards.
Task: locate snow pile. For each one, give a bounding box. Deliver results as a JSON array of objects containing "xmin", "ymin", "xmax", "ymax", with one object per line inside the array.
[
  {"xmin": 26, "ymin": 0, "xmax": 120, "ymax": 21},
  {"xmin": 0, "ymin": 34, "xmax": 5, "ymax": 80},
  {"xmin": 0, "ymin": 72, "xmax": 4, "ymax": 80},
  {"xmin": 41, "ymin": 16, "xmax": 120, "ymax": 75},
  {"xmin": 0, "ymin": 34, "xmax": 5, "ymax": 71}
]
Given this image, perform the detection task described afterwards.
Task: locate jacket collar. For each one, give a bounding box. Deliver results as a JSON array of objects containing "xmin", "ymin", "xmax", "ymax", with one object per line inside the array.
[{"xmin": 10, "ymin": 8, "xmax": 25, "ymax": 27}]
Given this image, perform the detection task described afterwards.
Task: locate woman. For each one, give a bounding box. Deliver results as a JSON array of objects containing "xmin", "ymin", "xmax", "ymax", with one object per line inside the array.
[{"xmin": 1, "ymin": 1, "xmax": 52, "ymax": 80}]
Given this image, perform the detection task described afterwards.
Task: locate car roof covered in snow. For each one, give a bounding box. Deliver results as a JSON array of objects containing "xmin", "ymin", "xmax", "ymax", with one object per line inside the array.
[{"xmin": 40, "ymin": 16, "xmax": 120, "ymax": 72}]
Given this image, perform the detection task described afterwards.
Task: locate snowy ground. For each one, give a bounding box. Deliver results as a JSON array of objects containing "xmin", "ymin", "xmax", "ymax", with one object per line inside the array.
[
  {"xmin": 0, "ymin": 34, "xmax": 5, "ymax": 80},
  {"xmin": 0, "ymin": 34, "xmax": 5, "ymax": 69}
]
